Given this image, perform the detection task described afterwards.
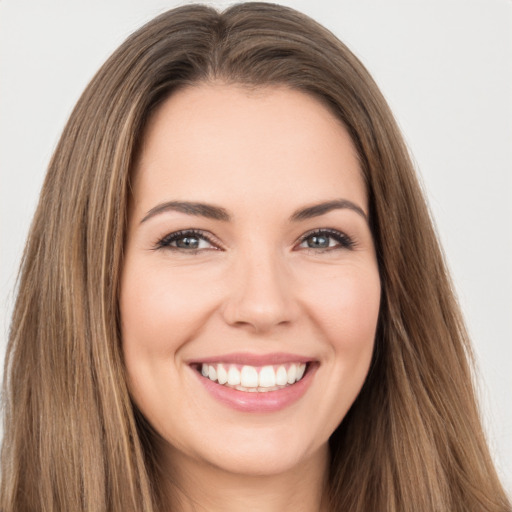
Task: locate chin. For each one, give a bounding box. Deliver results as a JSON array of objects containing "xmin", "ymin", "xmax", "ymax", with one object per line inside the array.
[{"xmin": 172, "ymin": 421, "xmax": 328, "ymax": 478}]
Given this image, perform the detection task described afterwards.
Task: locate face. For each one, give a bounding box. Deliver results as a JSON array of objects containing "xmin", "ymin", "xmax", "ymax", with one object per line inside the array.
[{"xmin": 120, "ymin": 84, "xmax": 381, "ymax": 477}]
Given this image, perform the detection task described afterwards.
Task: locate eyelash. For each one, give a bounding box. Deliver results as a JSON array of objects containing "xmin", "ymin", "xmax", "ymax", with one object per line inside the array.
[
  {"xmin": 154, "ymin": 228, "xmax": 355, "ymax": 253},
  {"xmin": 297, "ymin": 228, "xmax": 355, "ymax": 252},
  {"xmin": 154, "ymin": 229, "xmax": 219, "ymax": 252}
]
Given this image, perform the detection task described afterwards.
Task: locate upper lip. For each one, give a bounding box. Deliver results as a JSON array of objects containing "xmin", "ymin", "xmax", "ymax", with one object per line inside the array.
[{"xmin": 187, "ymin": 352, "xmax": 315, "ymax": 366}]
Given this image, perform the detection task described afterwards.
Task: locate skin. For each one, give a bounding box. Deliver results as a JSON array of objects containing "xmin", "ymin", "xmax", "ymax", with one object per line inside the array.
[{"xmin": 120, "ymin": 83, "xmax": 381, "ymax": 511}]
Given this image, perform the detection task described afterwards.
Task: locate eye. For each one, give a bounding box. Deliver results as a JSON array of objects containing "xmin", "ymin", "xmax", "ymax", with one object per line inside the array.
[
  {"xmin": 155, "ymin": 229, "xmax": 219, "ymax": 252},
  {"xmin": 297, "ymin": 229, "xmax": 354, "ymax": 251}
]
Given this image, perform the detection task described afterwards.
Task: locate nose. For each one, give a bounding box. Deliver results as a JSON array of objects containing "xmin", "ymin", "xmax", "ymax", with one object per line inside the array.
[{"xmin": 221, "ymin": 248, "xmax": 299, "ymax": 333}]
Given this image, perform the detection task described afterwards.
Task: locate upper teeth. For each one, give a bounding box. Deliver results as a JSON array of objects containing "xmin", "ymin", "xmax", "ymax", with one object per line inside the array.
[{"xmin": 200, "ymin": 363, "xmax": 307, "ymax": 391}]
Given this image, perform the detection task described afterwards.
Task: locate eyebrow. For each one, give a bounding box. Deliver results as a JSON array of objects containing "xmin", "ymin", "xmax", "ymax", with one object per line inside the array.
[
  {"xmin": 289, "ymin": 199, "xmax": 367, "ymax": 222},
  {"xmin": 141, "ymin": 201, "xmax": 231, "ymax": 223},
  {"xmin": 140, "ymin": 198, "xmax": 367, "ymax": 224}
]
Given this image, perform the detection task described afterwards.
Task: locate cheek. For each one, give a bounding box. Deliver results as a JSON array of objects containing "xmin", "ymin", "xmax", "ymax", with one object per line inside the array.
[
  {"xmin": 292, "ymin": 262, "xmax": 380, "ymax": 437},
  {"xmin": 300, "ymin": 262, "xmax": 381, "ymax": 354},
  {"xmin": 119, "ymin": 260, "xmax": 215, "ymax": 425},
  {"xmin": 120, "ymin": 260, "xmax": 219, "ymax": 358}
]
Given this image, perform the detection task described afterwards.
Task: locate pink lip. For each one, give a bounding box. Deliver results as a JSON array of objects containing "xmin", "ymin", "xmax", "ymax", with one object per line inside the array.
[
  {"xmin": 187, "ymin": 352, "xmax": 313, "ymax": 366},
  {"xmin": 191, "ymin": 361, "xmax": 318, "ymax": 413}
]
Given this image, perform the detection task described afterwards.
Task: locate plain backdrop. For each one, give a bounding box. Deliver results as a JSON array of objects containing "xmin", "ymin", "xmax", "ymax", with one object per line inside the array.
[{"xmin": 1, "ymin": 0, "xmax": 511, "ymax": 494}]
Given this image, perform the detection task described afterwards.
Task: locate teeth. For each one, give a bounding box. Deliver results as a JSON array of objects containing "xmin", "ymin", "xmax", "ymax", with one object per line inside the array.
[
  {"xmin": 199, "ymin": 362, "xmax": 308, "ymax": 391},
  {"xmin": 276, "ymin": 366, "xmax": 288, "ymax": 386},
  {"xmin": 258, "ymin": 366, "xmax": 276, "ymax": 387},
  {"xmin": 217, "ymin": 364, "xmax": 228, "ymax": 385},
  {"xmin": 241, "ymin": 366, "xmax": 259, "ymax": 387},
  {"xmin": 227, "ymin": 365, "xmax": 241, "ymax": 385},
  {"xmin": 287, "ymin": 364, "xmax": 296, "ymax": 384}
]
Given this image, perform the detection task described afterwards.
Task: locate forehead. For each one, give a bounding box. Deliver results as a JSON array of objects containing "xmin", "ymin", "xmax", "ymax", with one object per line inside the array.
[{"xmin": 133, "ymin": 83, "xmax": 367, "ymax": 216}]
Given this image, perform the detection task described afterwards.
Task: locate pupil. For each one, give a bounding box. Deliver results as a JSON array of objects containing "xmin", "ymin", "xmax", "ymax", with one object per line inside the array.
[
  {"xmin": 308, "ymin": 235, "xmax": 329, "ymax": 248},
  {"xmin": 177, "ymin": 236, "xmax": 199, "ymax": 249}
]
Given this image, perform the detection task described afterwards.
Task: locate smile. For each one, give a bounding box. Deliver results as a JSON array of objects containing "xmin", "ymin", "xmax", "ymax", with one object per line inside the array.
[
  {"xmin": 197, "ymin": 362, "xmax": 307, "ymax": 392},
  {"xmin": 189, "ymin": 354, "xmax": 317, "ymax": 412}
]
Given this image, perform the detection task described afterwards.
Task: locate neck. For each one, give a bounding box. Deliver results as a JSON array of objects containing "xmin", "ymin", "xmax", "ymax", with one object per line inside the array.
[{"xmin": 160, "ymin": 444, "xmax": 330, "ymax": 512}]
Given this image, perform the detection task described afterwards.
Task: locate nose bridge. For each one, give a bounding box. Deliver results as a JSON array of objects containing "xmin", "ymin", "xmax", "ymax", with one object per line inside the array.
[{"xmin": 222, "ymin": 241, "xmax": 297, "ymax": 331}]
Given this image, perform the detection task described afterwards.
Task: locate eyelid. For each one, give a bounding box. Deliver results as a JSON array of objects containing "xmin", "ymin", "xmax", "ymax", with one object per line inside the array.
[
  {"xmin": 294, "ymin": 228, "xmax": 355, "ymax": 251},
  {"xmin": 154, "ymin": 229, "xmax": 222, "ymax": 251},
  {"xmin": 153, "ymin": 227, "xmax": 355, "ymax": 253}
]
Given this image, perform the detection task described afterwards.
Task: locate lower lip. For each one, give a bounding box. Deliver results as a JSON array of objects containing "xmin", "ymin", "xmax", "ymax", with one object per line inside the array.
[{"xmin": 192, "ymin": 364, "xmax": 317, "ymax": 413}]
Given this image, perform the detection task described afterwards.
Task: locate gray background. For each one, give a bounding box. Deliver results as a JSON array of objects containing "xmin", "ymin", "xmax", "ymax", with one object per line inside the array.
[{"xmin": 1, "ymin": 0, "xmax": 511, "ymax": 493}]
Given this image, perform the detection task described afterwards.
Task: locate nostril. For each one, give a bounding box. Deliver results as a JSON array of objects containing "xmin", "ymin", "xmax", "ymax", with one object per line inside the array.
[{"xmin": 221, "ymin": 300, "xmax": 297, "ymax": 333}]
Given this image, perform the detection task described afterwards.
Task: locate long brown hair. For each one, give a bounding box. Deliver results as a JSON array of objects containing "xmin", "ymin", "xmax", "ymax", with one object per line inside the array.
[{"xmin": 1, "ymin": 3, "xmax": 510, "ymax": 511}]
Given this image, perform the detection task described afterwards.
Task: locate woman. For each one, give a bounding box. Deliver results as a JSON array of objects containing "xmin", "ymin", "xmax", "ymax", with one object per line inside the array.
[{"xmin": 1, "ymin": 3, "xmax": 510, "ymax": 511}]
